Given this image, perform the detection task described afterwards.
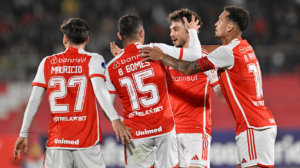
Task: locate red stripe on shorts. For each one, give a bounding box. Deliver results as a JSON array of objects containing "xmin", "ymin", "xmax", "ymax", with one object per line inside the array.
[
  {"xmin": 251, "ymin": 129, "xmax": 257, "ymax": 159},
  {"xmin": 247, "ymin": 130, "xmax": 253, "ymax": 160}
]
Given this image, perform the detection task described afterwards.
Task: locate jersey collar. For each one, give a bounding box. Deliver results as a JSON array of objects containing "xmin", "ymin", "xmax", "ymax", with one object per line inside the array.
[
  {"xmin": 224, "ymin": 37, "xmax": 243, "ymax": 46},
  {"xmin": 125, "ymin": 42, "xmax": 142, "ymax": 52},
  {"xmin": 65, "ymin": 47, "xmax": 84, "ymax": 54}
]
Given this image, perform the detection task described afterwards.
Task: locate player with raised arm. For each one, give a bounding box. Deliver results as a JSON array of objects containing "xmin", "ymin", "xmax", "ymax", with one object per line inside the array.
[
  {"xmin": 105, "ymin": 14, "xmax": 204, "ymax": 168},
  {"xmin": 110, "ymin": 9, "xmax": 224, "ymax": 168},
  {"xmin": 13, "ymin": 18, "xmax": 132, "ymax": 168},
  {"xmin": 164, "ymin": 9, "xmax": 224, "ymax": 168},
  {"xmin": 139, "ymin": 6, "xmax": 277, "ymax": 168}
]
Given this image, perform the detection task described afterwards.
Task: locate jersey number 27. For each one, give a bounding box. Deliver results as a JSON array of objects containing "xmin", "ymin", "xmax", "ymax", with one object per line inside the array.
[{"xmin": 49, "ymin": 76, "xmax": 87, "ymax": 113}]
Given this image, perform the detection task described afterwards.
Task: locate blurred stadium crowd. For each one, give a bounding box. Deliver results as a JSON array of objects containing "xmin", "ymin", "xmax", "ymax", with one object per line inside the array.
[{"xmin": 0, "ymin": 0, "xmax": 300, "ymax": 82}]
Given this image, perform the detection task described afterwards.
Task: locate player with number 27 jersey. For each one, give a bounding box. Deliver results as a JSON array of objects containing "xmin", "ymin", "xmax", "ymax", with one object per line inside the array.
[{"xmin": 32, "ymin": 47, "xmax": 106, "ymax": 148}]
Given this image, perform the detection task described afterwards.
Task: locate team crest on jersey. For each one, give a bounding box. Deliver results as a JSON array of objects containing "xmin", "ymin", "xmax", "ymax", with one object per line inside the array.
[
  {"xmin": 50, "ymin": 57, "xmax": 57, "ymax": 64},
  {"xmin": 113, "ymin": 61, "xmax": 120, "ymax": 69}
]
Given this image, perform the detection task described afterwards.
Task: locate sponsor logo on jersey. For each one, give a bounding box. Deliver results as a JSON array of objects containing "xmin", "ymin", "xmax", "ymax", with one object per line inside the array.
[
  {"xmin": 50, "ymin": 57, "xmax": 57, "ymax": 64},
  {"xmin": 136, "ymin": 126, "xmax": 162, "ymax": 136},
  {"xmin": 167, "ymin": 75, "xmax": 198, "ymax": 83},
  {"xmin": 121, "ymin": 55, "xmax": 138, "ymax": 64},
  {"xmin": 54, "ymin": 138, "xmax": 79, "ymax": 145},
  {"xmin": 113, "ymin": 61, "xmax": 120, "ymax": 69},
  {"xmin": 57, "ymin": 57, "xmax": 86, "ymax": 63},
  {"xmin": 51, "ymin": 66, "xmax": 82, "ymax": 74},
  {"xmin": 239, "ymin": 46, "xmax": 253, "ymax": 54},
  {"xmin": 128, "ymin": 106, "xmax": 163, "ymax": 118},
  {"xmin": 53, "ymin": 116, "xmax": 87, "ymax": 122},
  {"xmin": 101, "ymin": 62, "xmax": 106, "ymax": 69}
]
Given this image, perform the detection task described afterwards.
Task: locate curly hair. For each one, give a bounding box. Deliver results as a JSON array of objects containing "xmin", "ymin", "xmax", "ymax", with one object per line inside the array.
[
  {"xmin": 60, "ymin": 18, "xmax": 89, "ymax": 44},
  {"xmin": 118, "ymin": 14, "xmax": 143, "ymax": 40},
  {"xmin": 169, "ymin": 8, "xmax": 203, "ymax": 28},
  {"xmin": 224, "ymin": 6, "xmax": 250, "ymax": 32}
]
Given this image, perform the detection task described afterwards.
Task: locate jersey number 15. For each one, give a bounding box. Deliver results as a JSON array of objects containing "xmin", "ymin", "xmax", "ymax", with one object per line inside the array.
[{"xmin": 119, "ymin": 68, "xmax": 160, "ymax": 110}]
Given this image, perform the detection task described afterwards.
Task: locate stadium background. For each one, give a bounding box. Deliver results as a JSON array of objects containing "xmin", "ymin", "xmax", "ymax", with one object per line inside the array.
[{"xmin": 0, "ymin": 0, "xmax": 299, "ymax": 167}]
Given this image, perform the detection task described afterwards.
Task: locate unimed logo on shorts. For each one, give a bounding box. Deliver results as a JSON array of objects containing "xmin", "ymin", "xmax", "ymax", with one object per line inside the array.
[
  {"xmin": 136, "ymin": 126, "xmax": 162, "ymax": 136},
  {"xmin": 54, "ymin": 138, "xmax": 79, "ymax": 145}
]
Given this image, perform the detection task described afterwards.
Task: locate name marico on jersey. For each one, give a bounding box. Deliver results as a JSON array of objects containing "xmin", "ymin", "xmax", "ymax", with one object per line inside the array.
[{"xmin": 51, "ymin": 66, "xmax": 82, "ymax": 74}]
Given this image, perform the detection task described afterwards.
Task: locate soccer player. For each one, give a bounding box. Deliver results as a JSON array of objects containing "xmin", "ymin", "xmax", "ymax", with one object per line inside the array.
[
  {"xmin": 165, "ymin": 10, "xmax": 225, "ymax": 168},
  {"xmin": 110, "ymin": 10, "xmax": 224, "ymax": 168},
  {"xmin": 105, "ymin": 14, "xmax": 203, "ymax": 168},
  {"xmin": 139, "ymin": 6, "xmax": 277, "ymax": 168},
  {"xmin": 13, "ymin": 18, "xmax": 132, "ymax": 168}
]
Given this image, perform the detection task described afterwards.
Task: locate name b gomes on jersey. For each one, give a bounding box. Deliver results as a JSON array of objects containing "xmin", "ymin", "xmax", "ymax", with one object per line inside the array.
[
  {"xmin": 50, "ymin": 57, "xmax": 86, "ymax": 74},
  {"xmin": 113, "ymin": 55, "xmax": 150, "ymax": 76}
]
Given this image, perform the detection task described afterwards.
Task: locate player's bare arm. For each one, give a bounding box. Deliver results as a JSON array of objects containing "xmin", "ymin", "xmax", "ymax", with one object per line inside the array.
[{"xmin": 139, "ymin": 46, "xmax": 207, "ymax": 75}]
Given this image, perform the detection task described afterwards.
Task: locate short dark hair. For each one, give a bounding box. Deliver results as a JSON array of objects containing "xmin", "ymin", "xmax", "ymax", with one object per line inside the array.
[
  {"xmin": 118, "ymin": 14, "xmax": 143, "ymax": 40},
  {"xmin": 169, "ymin": 9, "xmax": 203, "ymax": 29},
  {"xmin": 60, "ymin": 18, "xmax": 89, "ymax": 44},
  {"xmin": 224, "ymin": 6, "xmax": 250, "ymax": 32}
]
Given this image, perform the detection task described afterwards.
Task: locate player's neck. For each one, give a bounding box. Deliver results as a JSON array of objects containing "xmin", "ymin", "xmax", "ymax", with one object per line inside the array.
[
  {"xmin": 65, "ymin": 43, "xmax": 85, "ymax": 50},
  {"xmin": 182, "ymin": 36, "xmax": 190, "ymax": 48},
  {"xmin": 123, "ymin": 39, "xmax": 144, "ymax": 48},
  {"xmin": 220, "ymin": 31, "xmax": 242, "ymax": 45}
]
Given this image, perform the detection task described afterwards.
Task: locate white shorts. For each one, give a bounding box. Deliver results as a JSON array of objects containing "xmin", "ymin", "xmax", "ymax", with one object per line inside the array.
[
  {"xmin": 177, "ymin": 133, "xmax": 211, "ymax": 168},
  {"xmin": 43, "ymin": 144, "xmax": 105, "ymax": 168},
  {"xmin": 125, "ymin": 129, "xmax": 178, "ymax": 168},
  {"xmin": 236, "ymin": 127, "xmax": 277, "ymax": 168}
]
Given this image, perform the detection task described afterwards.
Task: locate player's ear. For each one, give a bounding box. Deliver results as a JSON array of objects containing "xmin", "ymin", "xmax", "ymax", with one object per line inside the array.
[
  {"xmin": 63, "ymin": 35, "xmax": 68, "ymax": 44},
  {"xmin": 117, "ymin": 32, "xmax": 122, "ymax": 41},
  {"xmin": 227, "ymin": 23, "xmax": 234, "ymax": 33},
  {"xmin": 140, "ymin": 29, "xmax": 145, "ymax": 38},
  {"xmin": 85, "ymin": 37, "xmax": 89, "ymax": 45}
]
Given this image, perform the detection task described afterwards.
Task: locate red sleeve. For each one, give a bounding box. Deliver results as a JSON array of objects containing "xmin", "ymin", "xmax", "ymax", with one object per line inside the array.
[
  {"xmin": 109, "ymin": 90, "xmax": 117, "ymax": 94},
  {"xmin": 179, "ymin": 48, "xmax": 184, "ymax": 60},
  {"xmin": 210, "ymin": 81, "xmax": 219, "ymax": 87},
  {"xmin": 32, "ymin": 82, "xmax": 47, "ymax": 88},
  {"xmin": 89, "ymin": 74, "xmax": 106, "ymax": 80}
]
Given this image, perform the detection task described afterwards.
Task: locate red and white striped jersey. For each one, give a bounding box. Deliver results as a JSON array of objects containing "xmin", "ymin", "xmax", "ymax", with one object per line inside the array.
[
  {"xmin": 163, "ymin": 48, "xmax": 219, "ymax": 136},
  {"xmin": 105, "ymin": 43, "xmax": 175, "ymax": 139},
  {"xmin": 32, "ymin": 47, "xmax": 106, "ymax": 149},
  {"xmin": 208, "ymin": 37, "xmax": 277, "ymax": 135}
]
